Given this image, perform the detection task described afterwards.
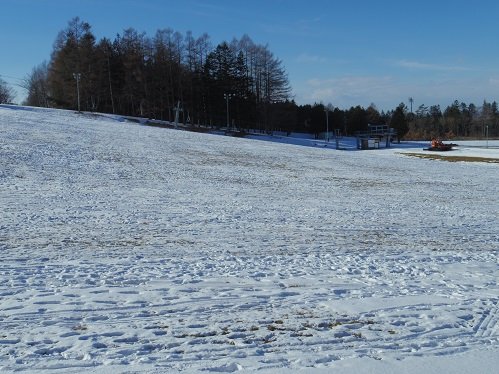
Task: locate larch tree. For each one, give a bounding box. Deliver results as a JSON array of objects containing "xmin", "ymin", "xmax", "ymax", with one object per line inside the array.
[{"xmin": 48, "ymin": 17, "xmax": 96, "ymax": 110}]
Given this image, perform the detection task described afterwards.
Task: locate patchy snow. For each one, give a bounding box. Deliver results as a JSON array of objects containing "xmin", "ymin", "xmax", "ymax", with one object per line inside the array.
[{"xmin": 1, "ymin": 105, "xmax": 498, "ymax": 373}]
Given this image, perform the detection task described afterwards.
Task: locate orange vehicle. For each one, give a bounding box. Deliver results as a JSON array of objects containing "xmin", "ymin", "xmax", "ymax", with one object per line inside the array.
[{"xmin": 426, "ymin": 138, "xmax": 454, "ymax": 151}]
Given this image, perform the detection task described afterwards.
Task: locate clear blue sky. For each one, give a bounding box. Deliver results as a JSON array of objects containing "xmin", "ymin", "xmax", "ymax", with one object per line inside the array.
[{"xmin": 1, "ymin": 0, "xmax": 498, "ymax": 111}]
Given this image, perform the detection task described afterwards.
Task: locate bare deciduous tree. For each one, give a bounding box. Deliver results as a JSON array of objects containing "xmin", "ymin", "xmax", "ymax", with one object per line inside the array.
[
  {"xmin": 0, "ymin": 78, "xmax": 16, "ymax": 104},
  {"xmin": 22, "ymin": 62, "xmax": 49, "ymax": 107}
]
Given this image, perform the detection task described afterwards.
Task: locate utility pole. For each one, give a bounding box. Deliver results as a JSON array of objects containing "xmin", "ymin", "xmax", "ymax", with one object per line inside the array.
[
  {"xmin": 73, "ymin": 73, "xmax": 81, "ymax": 112},
  {"xmin": 224, "ymin": 93, "xmax": 233, "ymax": 130}
]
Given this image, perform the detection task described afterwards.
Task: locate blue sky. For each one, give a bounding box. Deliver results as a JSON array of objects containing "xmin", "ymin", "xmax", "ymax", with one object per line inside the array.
[{"xmin": 1, "ymin": 0, "xmax": 498, "ymax": 111}]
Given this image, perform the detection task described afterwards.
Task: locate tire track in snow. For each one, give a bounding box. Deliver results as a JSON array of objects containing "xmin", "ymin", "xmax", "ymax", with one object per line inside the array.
[{"xmin": 474, "ymin": 299, "xmax": 498, "ymax": 338}]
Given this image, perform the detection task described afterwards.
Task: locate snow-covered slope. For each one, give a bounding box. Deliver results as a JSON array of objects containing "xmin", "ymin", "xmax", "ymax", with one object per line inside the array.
[{"xmin": 1, "ymin": 105, "xmax": 498, "ymax": 373}]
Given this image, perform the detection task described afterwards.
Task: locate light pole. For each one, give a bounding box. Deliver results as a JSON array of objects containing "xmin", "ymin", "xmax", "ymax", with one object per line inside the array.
[
  {"xmin": 324, "ymin": 103, "xmax": 333, "ymax": 142},
  {"xmin": 73, "ymin": 73, "xmax": 81, "ymax": 112},
  {"xmin": 486, "ymin": 125, "xmax": 489, "ymax": 148},
  {"xmin": 224, "ymin": 93, "xmax": 233, "ymax": 130}
]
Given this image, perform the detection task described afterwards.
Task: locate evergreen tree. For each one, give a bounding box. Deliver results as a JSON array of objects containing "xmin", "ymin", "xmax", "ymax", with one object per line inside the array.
[
  {"xmin": 345, "ymin": 106, "xmax": 368, "ymax": 135},
  {"xmin": 48, "ymin": 17, "xmax": 96, "ymax": 110},
  {"xmin": 390, "ymin": 103, "xmax": 409, "ymax": 139},
  {"xmin": 204, "ymin": 42, "xmax": 239, "ymax": 126},
  {"xmin": 366, "ymin": 103, "xmax": 382, "ymax": 124},
  {"xmin": 443, "ymin": 100, "xmax": 461, "ymax": 137}
]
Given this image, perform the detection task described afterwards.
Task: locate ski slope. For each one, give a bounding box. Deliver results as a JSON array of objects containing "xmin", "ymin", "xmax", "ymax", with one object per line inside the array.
[{"xmin": 1, "ymin": 105, "xmax": 498, "ymax": 373}]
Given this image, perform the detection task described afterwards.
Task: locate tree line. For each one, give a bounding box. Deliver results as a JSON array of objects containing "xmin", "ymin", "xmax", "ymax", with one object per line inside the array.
[
  {"xmin": 405, "ymin": 100, "xmax": 498, "ymax": 139},
  {"xmin": 21, "ymin": 17, "xmax": 498, "ymax": 139},
  {"xmin": 23, "ymin": 17, "xmax": 291, "ymax": 132},
  {"xmin": 294, "ymin": 101, "xmax": 498, "ymax": 140}
]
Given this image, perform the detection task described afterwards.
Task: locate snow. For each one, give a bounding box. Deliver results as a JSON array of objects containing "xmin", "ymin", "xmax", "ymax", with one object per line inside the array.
[{"xmin": 1, "ymin": 104, "xmax": 498, "ymax": 373}]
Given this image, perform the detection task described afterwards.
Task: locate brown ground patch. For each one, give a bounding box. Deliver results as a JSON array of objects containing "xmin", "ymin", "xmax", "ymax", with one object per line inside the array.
[{"xmin": 401, "ymin": 153, "xmax": 499, "ymax": 164}]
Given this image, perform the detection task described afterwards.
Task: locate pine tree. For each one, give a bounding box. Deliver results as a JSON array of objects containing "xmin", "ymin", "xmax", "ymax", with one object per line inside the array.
[{"xmin": 390, "ymin": 103, "xmax": 409, "ymax": 139}]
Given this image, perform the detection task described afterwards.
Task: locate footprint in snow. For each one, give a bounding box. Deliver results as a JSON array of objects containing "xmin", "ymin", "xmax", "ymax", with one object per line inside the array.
[{"xmin": 205, "ymin": 362, "xmax": 243, "ymax": 372}]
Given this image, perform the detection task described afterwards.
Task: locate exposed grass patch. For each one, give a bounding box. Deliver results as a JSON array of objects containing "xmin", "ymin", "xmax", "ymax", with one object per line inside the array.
[{"xmin": 401, "ymin": 153, "xmax": 499, "ymax": 163}]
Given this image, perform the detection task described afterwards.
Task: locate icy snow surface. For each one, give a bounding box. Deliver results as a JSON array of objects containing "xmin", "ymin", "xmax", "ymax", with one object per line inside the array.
[{"xmin": 1, "ymin": 105, "xmax": 498, "ymax": 373}]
